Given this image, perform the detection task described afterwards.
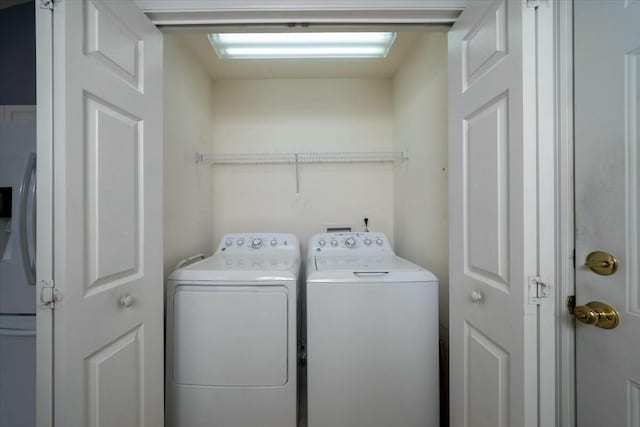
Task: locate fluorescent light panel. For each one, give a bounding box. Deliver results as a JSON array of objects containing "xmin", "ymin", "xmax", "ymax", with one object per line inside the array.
[{"xmin": 208, "ymin": 32, "xmax": 397, "ymax": 59}]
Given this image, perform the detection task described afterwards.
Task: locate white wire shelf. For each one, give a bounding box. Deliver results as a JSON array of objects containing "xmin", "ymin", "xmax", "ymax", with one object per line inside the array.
[{"xmin": 196, "ymin": 151, "xmax": 408, "ymax": 165}]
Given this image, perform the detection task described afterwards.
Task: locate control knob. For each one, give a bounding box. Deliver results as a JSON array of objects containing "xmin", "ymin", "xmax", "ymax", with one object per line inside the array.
[
  {"xmin": 318, "ymin": 239, "xmax": 326, "ymax": 247},
  {"xmin": 237, "ymin": 238, "xmax": 245, "ymax": 246},
  {"xmin": 225, "ymin": 239, "xmax": 233, "ymax": 247},
  {"xmin": 376, "ymin": 238, "xmax": 384, "ymax": 246},
  {"xmin": 271, "ymin": 239, "xmax": 278, "ymax": 247},
  {"xmin": 330, "ymin": 239, "xmax": 338, "ymax": 247},
  {"xmin": 345, "ymin": 237, "xmax": 357, "ymax": 248},
  {"xmin": 251, "ymin": 238, "xmax": 263, "ymax": 249},
  {"xmin": 364, "ymin": 238, "xmax": 372, "ymax": 246}
]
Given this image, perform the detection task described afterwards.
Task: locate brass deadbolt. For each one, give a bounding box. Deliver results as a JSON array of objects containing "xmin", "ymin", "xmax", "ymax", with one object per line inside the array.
[
  {"xmin": 584, "ymin": 251, "xmax": 619, "ymax": 276},
  {"xmin": 574, "ymin": 301, "xmax": 620, "ymax": 329}
]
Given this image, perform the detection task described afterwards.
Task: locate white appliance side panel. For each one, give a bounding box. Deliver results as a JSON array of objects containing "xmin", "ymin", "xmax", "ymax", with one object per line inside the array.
[
  {"xmin": 173, "ymin": 287, "xmax": 288, "ymax": 387},
  {"xmin": 306, "ymin": 281, "xmax": 439, "ymax": 427},
  {"xmin": 0, "ymin": 315, "xmax": 36, "ymax": 427}
]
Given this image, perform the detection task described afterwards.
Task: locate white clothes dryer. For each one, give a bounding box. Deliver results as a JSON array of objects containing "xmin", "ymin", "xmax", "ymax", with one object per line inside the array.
[
  {"xmin": 306, "ymin": 232, "xmax": 439, "ymax": 427},
  {"xmin": 166, "ymin": 233, "xmax": 300, "ymax": 427}
]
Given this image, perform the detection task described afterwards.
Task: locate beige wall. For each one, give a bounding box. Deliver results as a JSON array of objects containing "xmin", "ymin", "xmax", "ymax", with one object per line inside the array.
[
  {"xmin": 392, "ymin": 33, "xmax": 450, "ymax": 334},
  {"xmin": 210, "ymin": 78, "xmax": 394, "ymax": 250},
  {"xmin": 163, "ymin": 37, "xmax": 215, "ymax": 278}
]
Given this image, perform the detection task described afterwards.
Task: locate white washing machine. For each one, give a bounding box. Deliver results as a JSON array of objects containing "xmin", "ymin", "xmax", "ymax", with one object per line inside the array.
[
  {"xmin": 166, "ymin": 233, "xmax": 300, "ymax": 427},
  {"xmin": 306, "ymin": 232, "xmax": 439, "ymax": 427}
]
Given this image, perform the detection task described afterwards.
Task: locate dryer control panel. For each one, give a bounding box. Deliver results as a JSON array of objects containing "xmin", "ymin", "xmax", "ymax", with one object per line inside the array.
[
  {"xmin": 308, "ymin": 232, "xmax": 394, "ymax": 255},
  {"xmin": 215, "ymin": 233, "xmax": 300, "ymax": 256}
]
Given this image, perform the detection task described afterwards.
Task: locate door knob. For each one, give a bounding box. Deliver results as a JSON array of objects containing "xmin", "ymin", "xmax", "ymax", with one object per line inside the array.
[
  {"xmin": 470, "ymin": 290, "xmax": 483, "ymax": 303},
  {"xmin": 574, "ymin": 301, "xmax": 620, "ymax": 329},
  {"xmin": 584, "ymin": 251, "xmax": 619, "ymax": 275},
  {"xmin": 119, "ymin": 294, "xmax": 134, "ymax": 308}
]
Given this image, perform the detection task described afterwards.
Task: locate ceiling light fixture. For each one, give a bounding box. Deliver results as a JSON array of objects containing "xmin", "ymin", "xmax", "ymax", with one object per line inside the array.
[{"xmin": 208, "ymin": 32, "xmax": 397, "ymax": 59}]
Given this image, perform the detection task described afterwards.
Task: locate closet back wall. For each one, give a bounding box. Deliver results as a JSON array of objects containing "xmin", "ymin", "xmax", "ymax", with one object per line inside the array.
[
  {"xmin": 210, "ymin": 78, "xmax": 394, "ymax": 248},
  {"xmin": 163, "ymin": 37, "xmax": 214, "ymax": 278},
  {"xmin": 393, "ymin": 33, "xmax": 449, "ymax": 334}
]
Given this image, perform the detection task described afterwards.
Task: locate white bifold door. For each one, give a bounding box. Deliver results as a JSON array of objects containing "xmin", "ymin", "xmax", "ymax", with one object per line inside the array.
[
  {"xmin": 449, "ymin": 1, "xmax": 540, "ymax": 426},
  {"xmin": 50, "ymin": 1, "xmax": 163, "ymax": 426}
]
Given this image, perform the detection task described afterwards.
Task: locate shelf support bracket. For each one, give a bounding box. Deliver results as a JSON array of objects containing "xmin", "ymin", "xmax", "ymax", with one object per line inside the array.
[{"xmin": 294, "ymin": 153, "xmax": 300, "ymax": 195}]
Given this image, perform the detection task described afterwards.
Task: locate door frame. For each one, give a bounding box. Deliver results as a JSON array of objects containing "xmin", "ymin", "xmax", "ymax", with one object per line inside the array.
[
  {"xmin": 553, "ymin": 1, "xmax": 576, "ymax": 426},
  {"xmin": 35, "ymin": 2, "xmax": 54, "ymax": 427},
  {"xmin": 133, "ymin": 0, "xmax": 468, "ymax": 27},
  {"xmin": 36, "ymin": 1, "xmax": 570, "ymax": 426}
]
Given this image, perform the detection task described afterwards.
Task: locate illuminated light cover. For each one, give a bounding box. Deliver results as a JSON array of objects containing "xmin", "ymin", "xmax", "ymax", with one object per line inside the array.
[{"xmin": 208, "ymin": 32, "xmax": 397, "ymax": 59}]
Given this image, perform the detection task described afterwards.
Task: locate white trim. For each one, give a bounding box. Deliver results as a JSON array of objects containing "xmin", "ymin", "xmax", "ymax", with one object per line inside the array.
[
  {"xmin": 35, "ymin": 4, "xmax": 54, "ymax": 427},
  {"xmin": 160, "ymin": 24, "xmax": 454, "ymax": 34},
  {"xmin": 134, "ymin": 0, "xmax": 469, "ymax": 12},
  {"xmin": 522, "ymin": 4, "xmax": 543, "ymax": 423},
  {"xmin": 537, "ymin": 1, "xmax": 559, "ymax": 425},
  {"xmin": 133, "ymin": 0, "xmax": 467, "ymax": 26},
  {"xmin": 554, "ymin": 0, "xmax": 576, "ymax": 426}
]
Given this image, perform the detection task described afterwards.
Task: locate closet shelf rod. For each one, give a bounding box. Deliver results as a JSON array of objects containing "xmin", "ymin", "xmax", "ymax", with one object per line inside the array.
[{"xmin": 195, "ymin": 151, "xmax": 408, "ymax": 165}]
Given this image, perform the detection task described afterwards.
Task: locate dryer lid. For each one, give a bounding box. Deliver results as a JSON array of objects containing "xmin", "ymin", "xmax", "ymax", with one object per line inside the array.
[{"xmin": 169, "ymin": 254, "xmax": 300, "ymax": 282}]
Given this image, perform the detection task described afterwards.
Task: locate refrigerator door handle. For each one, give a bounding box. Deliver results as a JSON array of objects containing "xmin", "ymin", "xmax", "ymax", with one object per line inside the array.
[
  {"xmin": 18, "ymin": 152, "xmax": 36, "ymax": 286},
  {"xmin": 0, "ymin": 327, "xmax": 36, "ymax": 337}
]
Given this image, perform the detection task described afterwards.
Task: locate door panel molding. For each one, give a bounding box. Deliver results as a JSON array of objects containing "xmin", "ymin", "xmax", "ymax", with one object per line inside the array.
[
  {"xmin": 85, "ymin": 325, "xmax": 144, "ymax": 427},
  {"xmin": 629, "ymin": 380, "xmax": 640, "ymax": 427},
  {"xmin": 463, "ymin": 91, "xmax": 510, "ymax": 294},
  {"xmin": 84, "ymin": 93, "xmax": 143, "ymax": 295},
  {"xmin": 461, "ymin": 0, "xmax": 508, "ymax": 92},
  {"xmin": 464, "ymin": 321, "xmax": 509, "ymax": 427},
  {"xmin": 85, "ymin": 0, "xmax": 144, "ymax": 91},
  {"xmin": 626, "ymin": 47, "xmax": 640, "ymax": 315}
]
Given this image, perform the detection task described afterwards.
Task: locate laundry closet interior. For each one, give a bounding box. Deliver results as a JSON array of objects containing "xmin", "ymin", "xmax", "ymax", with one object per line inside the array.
[
  {"xmin": 162, "ymin": 26, "xmax": 450, "ymax": 426},
  {"xmin": 163, "ymin": 28, "xmax": 449, "ymax": 313}
]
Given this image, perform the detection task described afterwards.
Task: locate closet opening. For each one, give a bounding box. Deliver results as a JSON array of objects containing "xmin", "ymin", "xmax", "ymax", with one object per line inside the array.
[{"xmin": 163, "ymin": 25, "xmax": 450, "ymax": 427}]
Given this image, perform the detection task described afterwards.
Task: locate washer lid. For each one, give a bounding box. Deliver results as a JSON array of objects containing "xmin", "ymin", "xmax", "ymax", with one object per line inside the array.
[
  {"xmin": 169, "ymin": 254, "xmax": 300, "ymax": 282},
  {"xmin": 308, "ymin": 255, "xmax": 438, "ymax": 283}
]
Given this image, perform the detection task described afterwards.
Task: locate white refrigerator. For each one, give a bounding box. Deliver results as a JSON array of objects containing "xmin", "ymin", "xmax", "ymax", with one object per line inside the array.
[{"xmin": 0, "ymin": 120, "xmax": 36, "ymax": 427}]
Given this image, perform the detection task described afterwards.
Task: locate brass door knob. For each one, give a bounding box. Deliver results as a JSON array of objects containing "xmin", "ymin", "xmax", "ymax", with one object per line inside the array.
[
  {"xmin": 584, "ymin": 251, "xmax": 619, "ymax": 275},
  {"xmin": 574, "ymin": 305, "xmax": 599, "ymax": 325},
  {"xmin": 574, "ymin": 301, "xmax": 620, "ymax": 329}
]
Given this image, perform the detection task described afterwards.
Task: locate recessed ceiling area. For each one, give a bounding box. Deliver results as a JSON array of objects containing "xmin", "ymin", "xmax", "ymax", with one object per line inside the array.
[{"xmin": 170, "ymin": 31, "xmax": 426, "ymax": 80}]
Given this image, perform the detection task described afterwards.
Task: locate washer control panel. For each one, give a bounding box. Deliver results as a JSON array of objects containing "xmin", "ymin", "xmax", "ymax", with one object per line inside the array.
[
  {"xmin": 215, "ymin": 233, "xmax": 300, "ymax": 255},
  {"xmin": 218, "ymin": 255, "xmax": 298, "ymax": 271},
  {"xmin": 309, "ymin": 232, "xmax": 393, "ymax": 255}
]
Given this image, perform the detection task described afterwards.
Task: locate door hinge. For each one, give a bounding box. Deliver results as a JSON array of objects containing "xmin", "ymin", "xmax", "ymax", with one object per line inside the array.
[
  {"xmin": 566, "ymin": 295, "xmax": 576, "ymax": 315},
  {"xmin": 526, "ymin": 0, "xmax": 547, "ymax": 8},
  {"xmin": 39, "ymin": 0, "xmax": 57, "ymax": 11},
  {"xmin": 528, "ymin": 276, "xmax": 551, "ymax": 305},
  {"xmin": 40, "ymin": 280, "xmax": 61, "ymax": 309}
]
